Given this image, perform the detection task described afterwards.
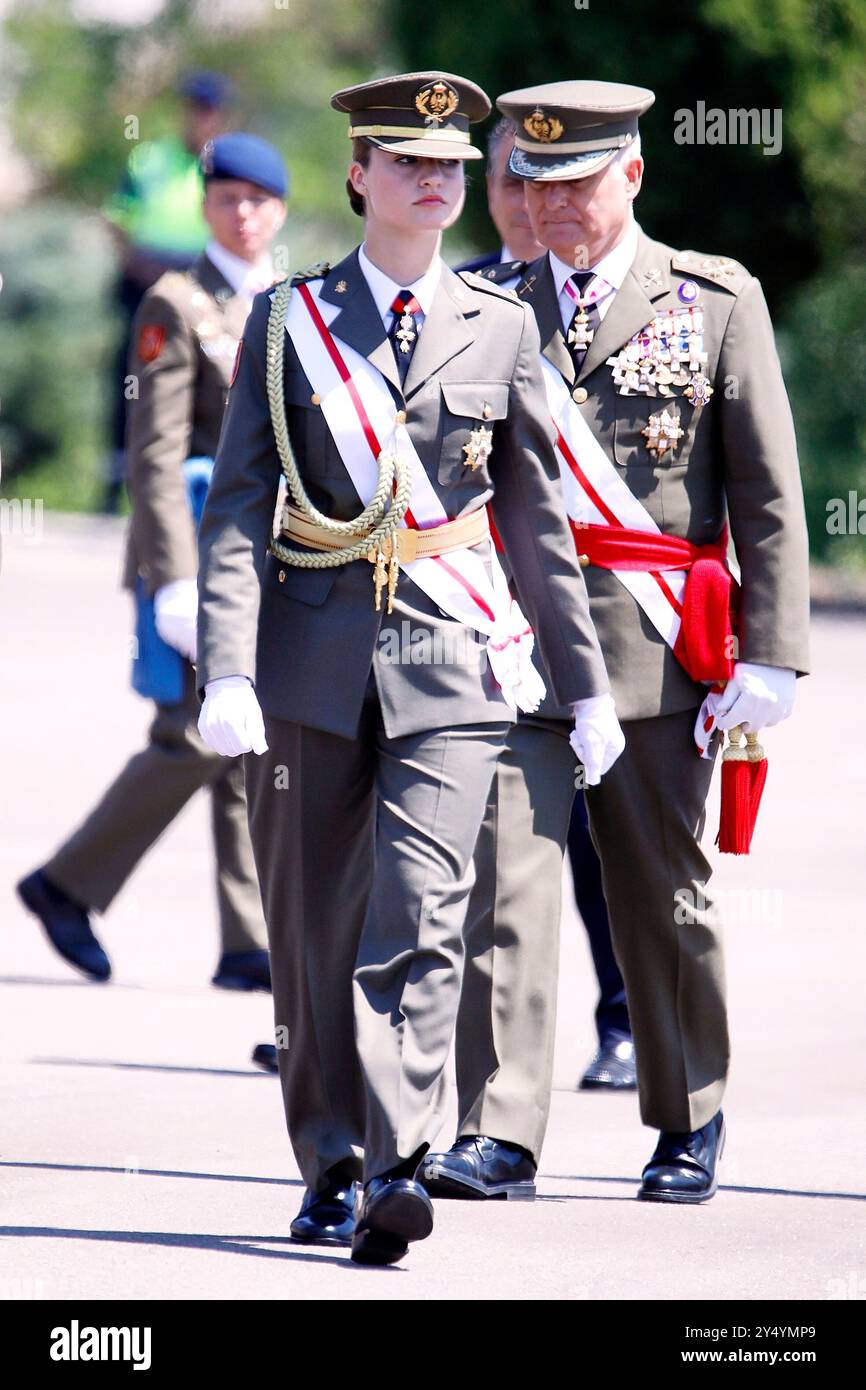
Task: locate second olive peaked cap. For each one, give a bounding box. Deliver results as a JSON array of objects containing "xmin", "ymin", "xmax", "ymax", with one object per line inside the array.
[
  {"xmin": 331, "ymin": 71, "xmax": 491, "ymax": 161},
  {"xmin": 497, "ymin": 80, "xmax": 654, "ymax": 181}
]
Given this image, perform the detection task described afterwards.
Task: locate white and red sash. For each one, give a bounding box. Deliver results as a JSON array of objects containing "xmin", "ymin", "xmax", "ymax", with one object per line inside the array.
[
  {"xmin": 540, "ymin": 357, "xmax": 735, "ymax": 754},
  {"xmin": 278, "ymin": 278, "xmax": 546, "ymax": 714},
  {"xmin": 541, "ymin": 358, "xmax": 689, "ymax": 645}
]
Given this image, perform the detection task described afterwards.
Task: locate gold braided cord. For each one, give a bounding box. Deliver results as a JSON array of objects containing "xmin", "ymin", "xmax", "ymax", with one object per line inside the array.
[{"xmin": 264, "ymin": 275, "xmax": 412, "ymax": 569}]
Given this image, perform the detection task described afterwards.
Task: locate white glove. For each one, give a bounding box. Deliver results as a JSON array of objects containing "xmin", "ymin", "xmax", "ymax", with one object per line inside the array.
[
  {"xmin": 699, "ymin": 661, "xmax": 796, "ymax": 739},
  {"xmin": 154, "ymin": 579, "xmax": 198, "ymax": 662},
  {"xmin": 198, "ymin": 676, "xmax": 268, "ymax": 757},
  {"xmin": 569, "ymin": 692, "xmax": 626, "ymax": 787}
]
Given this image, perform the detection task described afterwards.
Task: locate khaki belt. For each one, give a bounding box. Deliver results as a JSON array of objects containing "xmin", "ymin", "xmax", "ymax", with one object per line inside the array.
[{"xmin": 279, "ymin": 502, "xmax": 490, "ymax": 565}]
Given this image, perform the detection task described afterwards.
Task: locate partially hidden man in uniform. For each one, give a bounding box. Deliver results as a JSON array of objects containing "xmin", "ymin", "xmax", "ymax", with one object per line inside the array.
[
  {"xmin": 195, "ymin": 72, "xmax": 625, "ymax": 1264},
  {"xmin": 18, "ymin": 134, "xmax": 288, "ymax": 994},
  {"xmin": 423, "ymin": 81, "xmax": 810, "ymax": 1204},
  {"xmin": 455, "ymin": 115, "xmax": 638, "ymax": 1117}
]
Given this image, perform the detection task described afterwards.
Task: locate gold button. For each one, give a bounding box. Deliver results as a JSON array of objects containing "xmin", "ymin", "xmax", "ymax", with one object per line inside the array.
[
  {"xmin": 577, "ymin": 553, "xmax": 590, "ymax": 568},
  {"xmin": 572, "ymin": 387, "xmax": 588, "ymax": 404},
  {"xmin": 395, "ymin": 409, "xmax": 407, "ymax": 425},
  {"xmin": 482, "ymin": 402, "xmax": 492, "ymax": 419},
  {"xmin": 310, "ymin": 392, "xmax": 321, "ymax": 406},
  {"xmin": 278, "ymin": 569, "xmax": 286, "ymax": 583}
]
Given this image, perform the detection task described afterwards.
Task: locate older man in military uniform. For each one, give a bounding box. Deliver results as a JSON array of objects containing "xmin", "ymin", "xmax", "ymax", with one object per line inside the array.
[
  {"xmin": 423, "ymin": 81, "xmax": 810, "ymax": 1205},
  {"xmin": 18, "ymin": 134, "xmax": 287, "ymax": 992},
  {"xmin": 195, "ymin": 72, "xmax": 624, "ymax": 1263}
]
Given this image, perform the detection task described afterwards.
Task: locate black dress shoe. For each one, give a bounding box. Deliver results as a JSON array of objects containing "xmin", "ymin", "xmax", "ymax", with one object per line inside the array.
[
  {"xmin": 418, "ymin": 1135, "xmax": 537, "ymax": 1200},
  {"xmin": 290, "ymin": 1169, "xmax": 359, "ymax": 1246},
  {"xmin": 212, "ymin": 949, "xmax": 271, "ymax": 992},
  {"xmin": 638, "ymin": 1110, "xmax": 726, "ymax": 1204},
  {"xmin": 17, "ymin": 870, "xmax": 111, "ymax": 982},
  {"xmin": 251, "ymin": 1043, "xmax": 278, "ymax": 1073},
  {"xmin": 579, "ymin": 1032, "xmax": 638, "ymax": 1091},
  {"xmin": 351, "ymin": 1175, "xmax": 434, "ymax": 1266}
]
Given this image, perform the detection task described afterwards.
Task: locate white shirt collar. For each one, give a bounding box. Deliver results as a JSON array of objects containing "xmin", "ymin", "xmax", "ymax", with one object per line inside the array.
[
  {"xmin": 549, "ymin": 217, "xmax": 639, "ymax": 300},
  {"xmin": 358, "ymin": 243, "xmax": 442, "ymax": 323},
  {"xmin": 205, "ymin": 239, "xmax": 274, "ymax": 301}
]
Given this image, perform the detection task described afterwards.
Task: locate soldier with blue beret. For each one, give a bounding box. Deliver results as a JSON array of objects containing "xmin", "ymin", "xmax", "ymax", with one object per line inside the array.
[{"xmin": 18, "ymin": 134, "xmax": 289, "ymax": 999}]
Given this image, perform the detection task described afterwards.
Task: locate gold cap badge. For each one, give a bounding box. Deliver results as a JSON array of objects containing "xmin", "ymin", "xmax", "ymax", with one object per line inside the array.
[
  {"xmin": 415, "ymin": 80, "xmax": 459, "ymax": 126},
  {"xmin": 523, "ymin": 108, "xmax": 564, "ymax": 143}
]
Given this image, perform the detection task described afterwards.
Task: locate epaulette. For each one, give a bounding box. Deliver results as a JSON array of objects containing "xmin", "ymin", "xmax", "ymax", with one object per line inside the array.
[
  {"xmin": 671, "ymin": 251, "xmax": 750, "ymax": 293},
  {"xmin": 290, "ymin": 262, "xmax": 330, "ymax": 287},
  {"xmin": 471, "ymin": 259, "xmax": 527, "ymax": 286},
  {"xmin": 458, "ymin": 263, "xmax": 525, "ymax": 302}
]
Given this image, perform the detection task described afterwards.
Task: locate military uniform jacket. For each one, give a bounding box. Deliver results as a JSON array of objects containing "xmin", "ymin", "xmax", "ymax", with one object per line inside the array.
[
  {"xmin": 123, "ymin": 253, "xmax": 249, "ymax": 594},
  {"xmin": 499, "ymin": 231, "xmax": 811, "ymax": 722},
  {"xmin": 195, "ymin": 248, "xmax": 610, "ymax": 740}
]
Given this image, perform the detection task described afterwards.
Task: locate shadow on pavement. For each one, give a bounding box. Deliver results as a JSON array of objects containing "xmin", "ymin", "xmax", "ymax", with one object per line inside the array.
[
  {"xmin": 0, "ymin": 1224, "xmax": 371, "ymax": 1270},
  {"xmin": 0, "ymin": 1160, "xmax": 302, "ymax": 1187},
  {"xmin": 30, "ymin": 1057, "xmax": 274, "ymax": 1079}
]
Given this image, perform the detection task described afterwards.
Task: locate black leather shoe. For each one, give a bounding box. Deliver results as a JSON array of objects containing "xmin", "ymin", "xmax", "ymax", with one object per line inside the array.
[
  {"xmin": 638, "ymin": 1110, "xmax": 726, "ymax": 1204},
  {"xmin": 212, "ymin": 949, "xmax": 271, "ymax": 992},
  {"xmin": 579, "ymin": 1033, "xmax": 638, "ymax": 1091},
  {"xmin": 251, "ymin": 1043, "xmax": 278, "ymax": 1073},
  {"xmin": 418, "ymin": 1135, "xmax": 536, "ymax": 1200},
  {"xmin": 17, "ymin": 870, "xmax": 111, "ymax": 982},
  {"xmin": 290, "ymin": 1169, "xmax": 359, "ymax": 1246},
  {"xmin": 351, "ymin": 1175, "xmax": 434, "ymax": 1265}
]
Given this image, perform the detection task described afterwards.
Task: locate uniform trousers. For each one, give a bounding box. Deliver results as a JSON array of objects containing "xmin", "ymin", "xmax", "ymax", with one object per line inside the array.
[
  {"xmin": 456, "ymin": 706, "xmax": 728, "ymax": 1160},
  {"xmin": 243, "ymin": 674, "xmax": 509, "ymax": 1189},
  {"xmin": 44, "ymin": 668, "xmax": 266, "ymax": 955}
]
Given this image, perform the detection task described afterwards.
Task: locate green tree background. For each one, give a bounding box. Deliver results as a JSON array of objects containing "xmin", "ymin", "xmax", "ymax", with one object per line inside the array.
[{"xmin": 1, "ymin": 0, "xmax": 864, "ymax": 565}]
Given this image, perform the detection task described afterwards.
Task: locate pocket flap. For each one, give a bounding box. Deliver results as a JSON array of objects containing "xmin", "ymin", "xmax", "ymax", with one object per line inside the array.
[
  {"xmin": 283, "ymin": 370, "xmax": 321, "ymax": 410},
  {"xmin": 439, "ymin": 381, "xmax": 509, "ymax": 420},
  {"xmin": 265, "ymin": 551, "xmax": 338, "ymax": 607}
]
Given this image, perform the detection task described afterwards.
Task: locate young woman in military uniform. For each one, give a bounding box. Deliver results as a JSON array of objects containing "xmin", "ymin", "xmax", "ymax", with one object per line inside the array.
[{"xmin": 196, "ymin": 72, "xmax": 624, "ymax": 1265}]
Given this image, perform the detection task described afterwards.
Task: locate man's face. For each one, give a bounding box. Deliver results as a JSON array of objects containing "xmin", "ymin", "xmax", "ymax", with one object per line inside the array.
[
  {"xmin": 524, "ymin": 153, "xmax": 642, "ymax": 266},
  {"xmin": 486, "ymin": 138, "xmax": 543, "ymax": 261},
  {"xmin": 203, "ymin": 180, "xmax": 286, "ymax": 261}
]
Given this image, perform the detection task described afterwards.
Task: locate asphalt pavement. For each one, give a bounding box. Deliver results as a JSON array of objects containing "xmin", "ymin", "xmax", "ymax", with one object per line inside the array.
[{"xmin": 1, "ymin": 514, "xmax": 863, "ymax": 1300}]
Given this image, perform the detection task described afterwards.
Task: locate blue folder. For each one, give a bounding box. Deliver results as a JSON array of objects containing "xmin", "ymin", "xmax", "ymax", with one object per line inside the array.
[{"xmin": 131, "ymin": 457, "xmax": 214, "ymax": 704}]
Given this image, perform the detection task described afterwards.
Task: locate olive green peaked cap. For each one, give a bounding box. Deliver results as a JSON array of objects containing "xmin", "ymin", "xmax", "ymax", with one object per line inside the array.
[
  {"xmin": 497, "ymin": 80, "xmax": 654, "ymax": 180},
  {"xmin": 331, "ymin": 71, "xmax": 491, "ymax": 161}
]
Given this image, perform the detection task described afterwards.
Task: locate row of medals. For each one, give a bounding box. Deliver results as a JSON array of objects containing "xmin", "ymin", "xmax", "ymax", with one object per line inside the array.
[{"xmin": 603, "ymin": 304, "xmax": 714, "ymax": 457}]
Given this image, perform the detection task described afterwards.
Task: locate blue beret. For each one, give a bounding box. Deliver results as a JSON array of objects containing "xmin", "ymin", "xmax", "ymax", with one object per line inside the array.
[
  {"xmin": 179, "ymin": 70, "xmax": 236, "ymax": 109},
  {"xmin": 199, "ymin": 133, "xmax": 289, "ymax": 199}
]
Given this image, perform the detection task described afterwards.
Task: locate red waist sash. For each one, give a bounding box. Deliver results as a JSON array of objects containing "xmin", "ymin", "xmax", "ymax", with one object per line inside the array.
[{"xmin": 571, "ymin": 521, "xmax": 738, "ymax": 685}]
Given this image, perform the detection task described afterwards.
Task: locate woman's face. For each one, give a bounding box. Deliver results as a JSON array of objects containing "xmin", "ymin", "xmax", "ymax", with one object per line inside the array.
[{"xmin": 348, "ymin": 148, "xmax": 466, "ymax": 234}]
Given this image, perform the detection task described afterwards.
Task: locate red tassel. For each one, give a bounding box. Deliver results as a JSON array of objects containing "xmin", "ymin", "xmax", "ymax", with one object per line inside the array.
[{"xmin": 717, "ymin": 726, "xmax": 768, "ymax": 855}]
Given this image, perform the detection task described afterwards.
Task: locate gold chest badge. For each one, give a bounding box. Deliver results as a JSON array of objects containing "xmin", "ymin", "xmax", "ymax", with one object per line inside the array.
[
  {"xmin": 641, "ymin": 407, "xmax": 684, "ymax": 457},
  {"xmin": 463, "ymin": 424, "xmax": 494, "ymax": 470}
]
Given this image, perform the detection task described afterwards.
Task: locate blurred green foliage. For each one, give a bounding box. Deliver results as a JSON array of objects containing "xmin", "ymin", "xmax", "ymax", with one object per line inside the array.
[
  {"xmin": 386, "ymin": 0, "xmax": 866, "ymax": 566},
  {"xmin": 1, "ymin": 0, "xmax": 864, "ymax": 567},
  {"xmin": 779, "ymin": 269, "xmax": 866, "ymax": 565},
  {"xmin": 0, "ymin": 202, "xmax": 118, "ymax": 507}
]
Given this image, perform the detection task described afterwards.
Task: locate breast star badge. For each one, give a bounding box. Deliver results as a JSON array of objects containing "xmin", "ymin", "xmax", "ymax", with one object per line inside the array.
[
  {"xmin": 684, "ymin": 372, "xmax": 714, "ymax": 407},
  {"xmin": 642, "ymin": 407, "xmax": 684, "ymax": 457},
  {"xmin": 463, "ymin": 424, "xmax": 494, "ymax": 470}
]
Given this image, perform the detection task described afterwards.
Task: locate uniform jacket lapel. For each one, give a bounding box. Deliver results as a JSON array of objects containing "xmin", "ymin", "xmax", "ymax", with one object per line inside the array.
[
  {"xmin": 402, "ymin": 264, "xmax": 475, "ymax": 400},
  {"xmin": 517, "ymin": 234, "xmax": 673, "ymax": 386},
  {"xmin": 576, "ymin": 230, "xmax": 671, "ymax": 382},
  {"xmin": 195, "ymin": 253, "xmax": 249, "ymax": 337},
  {"xmin": 519, "ymin": 255, "xmax": 574, "ymax": 384},
  {"xmin": 318, "ymin": 250, "xmax": 402, "ymax": 392}
]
